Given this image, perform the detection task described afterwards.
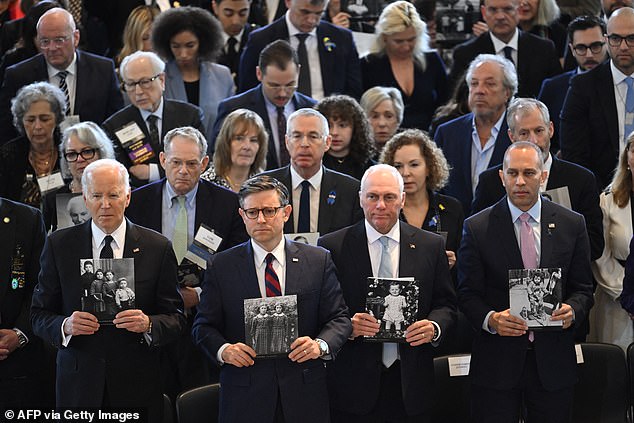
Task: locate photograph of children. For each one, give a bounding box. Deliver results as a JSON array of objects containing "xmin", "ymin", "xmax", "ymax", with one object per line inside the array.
[
  {"xmin": 79, "ymin": 258, "xmax": 135, "ymax": 323},
  {"xmin": 509, "ymin": 268, "xmax": 563, "ymax": 330},
  {"xmin": 435, "ymin": 0, "xmax": 479, "ymax": 43},
  {"xmin": 244, "ymin": 295, "xmax": 298, "ymax": 357},
  {"xmin": 365, "ymin": 277, "xmax": 419, "ymax": 342},
  {"xmin": 56, "ymin": 193, "xmax": 91, "ymax": 230}
]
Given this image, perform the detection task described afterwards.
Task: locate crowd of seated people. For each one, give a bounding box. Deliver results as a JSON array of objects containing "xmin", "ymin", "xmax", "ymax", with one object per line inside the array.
[{"xmin": 4, "ymin": 0, "xmax": 634, "ymax": 421}]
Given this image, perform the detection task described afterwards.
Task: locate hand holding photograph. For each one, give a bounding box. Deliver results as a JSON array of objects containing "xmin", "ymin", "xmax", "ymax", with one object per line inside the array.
[
  {"xmin": 244, "ymin": 295, "xmax": 298, "ymax": 357},
  {"xmin": 509, "ymin": 268, "xmax": 563, "ymax": 330},
  {"xmin": 365, "ymin": 277, "xmax": 419, "ymax": 342}
]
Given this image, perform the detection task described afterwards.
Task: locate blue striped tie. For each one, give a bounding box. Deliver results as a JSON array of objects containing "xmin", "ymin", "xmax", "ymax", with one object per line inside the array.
[{"xmin": 624, "ymin": 77, "xmax": 634, "ymax": 144}]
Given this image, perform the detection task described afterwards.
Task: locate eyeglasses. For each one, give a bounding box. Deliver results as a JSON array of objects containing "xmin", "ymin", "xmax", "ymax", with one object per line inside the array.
[
  {"xmin": 64, "ymin": 148, "xmax": 96, "ymax": 162},
  {"xmin": 263, "ymin": 82, "xmax": 298, "ymax": 92},
  {"xmin": 572, "ymin": 41, "xmax": 605, "ymax": 55},
  {"xmin": 288, "ymin": 132, "xmax": 324, "ymax": 144},
  {"xmin": 607, "ymin": 34, "xmax": 634, "ymax": 48},
  {"xmin": 122, "ymin": 74, "xmax": 161, "ymax": 92},
  {"xmin": 242, "ymin": 206, "xmax": 285, "ymax": 219},
  {"xmin": 166, "ymin": 158, "xmax": 202, "ymax": 170},
  {"xmin": 38, "ymin": 35, "xmax": 71, "ymax": 48}
]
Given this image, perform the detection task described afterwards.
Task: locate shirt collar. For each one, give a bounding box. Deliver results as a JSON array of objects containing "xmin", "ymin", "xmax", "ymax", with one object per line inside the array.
[
  {"xmin": 163, "ymin": 178, "xmax": 199, "ymax": 209},
  {"xmin": 251, "ymin": 236, "xmax": 286, "ymax": 266},
  {"xmin": 507, "ymin": 196, "xmax": 542, "ymax": 224},
  {"xmin": 472, "ymin": 111, "xmax": 505, "ymax": 135},
  {"xmin": 611, "ymin": 60, "xmax": 633, "ymax": 85},
  {"xmin": 364, "ymin": 218, "xmax": 401, "ymax": 245},
  {"xmin": 285, "ymin": 11, "xmax": 318, "ymax": 37},
  {"xmin": 490, "ymin": 28, "xmax": 519, "ymax": 53},
  {"xmin": 91, "ymin": 218, "xmax": 127, "ymax": 250},
  {"xmin": 47, "ymin": 52, "xmax": 77, "ymax": 77},
  {"xmin": 290, "ymin": 164, "xmax": 323, "ymax": 190},
  {"xmin": 139, "ymin": 96, "xmax": 164, "ymax": 120},
  {"xmin": 221, "ymin": 28, "xmax": 245, "ymax": 47}
]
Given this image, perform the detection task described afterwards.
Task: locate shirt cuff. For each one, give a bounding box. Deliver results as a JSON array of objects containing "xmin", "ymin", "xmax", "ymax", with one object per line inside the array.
[
  {"xmin": 61, "ymin": 317, "xmax": 72, "ymax": 347},
  {"xmin": 149, "ymin": 163, "xmax": 159, "ymax": 182},
  {"xmin": 12, "ymin": 327, "xmax": 28, "ymax": 345},
  {"xmin": 217, "ymin": 343, "xmax": 230, "ymax": 364},
  {"xmin": 430, "ymin": 320, "xmax": 441, "ymax": 342},
  {"xmin": 194, "ymin": 286, "xmax": 202, "ymax": 300},
  {"xmin": 483, "ymin": 310, "xmax": 497, "ymax": 334}
]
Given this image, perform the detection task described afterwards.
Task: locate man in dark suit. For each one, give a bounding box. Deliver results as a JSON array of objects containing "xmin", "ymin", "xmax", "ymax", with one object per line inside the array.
[
  {"xmin": 318, "ymin": 165, "xmax": 456, "ymax": 422},
  {"xmin": 213, "ymin": 0, "xmax": 258, "ymax": 85},
  {"xmin": 472, "ymin": 98, "xmax": 604, "ymax": 261},
  {"xmin": 538, "ymin": 15, "xmax": 608, "ymax": 154},
  {"xmin": 126, "ymin": 126, "xmax": 248, "ymax": 398},
  {"xmin": 448, "ymin": 0, "xmax": 561, "ymax": 98},
  {"xmin": 238, "ymin": 0, "xmax": 362, "ymax": 99},
  {"xmin": 0, "ymin": 199, "xmax": 54, "ymax": 411},
  {"xmin": 192, "ymin": 175, "xmax": 351, "ymax": 423},
  {"xmin": 212, "ymin": 40, "xmax": 316, "ymax": 170},
  {"xmin": 0, "ymin": 7, "xmax": 123, "ymax": 146},
  {"xmin": 31, "ymin": 159, "xmax": 186, "ymax": 421},
  {"xmin": 261, "ymin": 108, "xmax": 363, "ymax": 235},
  {"xmin": 102, "ymin": 51, "xmax": 205, "ymax": 188},
  {"xmin": 560, "ymin": 7, "xmax": 634, "ymax": 189},
  {"xmin": 434, "ymin": 54, "xmax": 516, "ymax": 215},
  {"xmin": 458, "ymin": 142, "xmax": 594, "ymax": 422}
]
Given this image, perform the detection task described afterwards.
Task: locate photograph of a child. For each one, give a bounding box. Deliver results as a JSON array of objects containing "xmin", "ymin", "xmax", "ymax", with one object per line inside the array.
[
  {"xmin": 244, "ymin": 295, "xmax": 298, "ymax": 357},
  {"xmin": 366, "ymin": 277, "xmax": 419, "ymax": 342},
  {"xmin": 80, "ymin": 258, "xmax": 135, "ymax": 323},
  {"xmin": 509, "ymin": 268, "xmax": 563, "ymax": 330}
]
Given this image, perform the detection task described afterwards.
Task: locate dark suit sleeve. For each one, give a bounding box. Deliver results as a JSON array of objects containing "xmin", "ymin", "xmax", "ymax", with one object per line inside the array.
[
  {"xmin": 559, "ymin": 76, "xmax": 591, "ymax": 169},
  {"xmin": 427, "ymin": 236, "xmax": 458, "ymax": 336},
  {"xmin": 0, "ymin": 66, "xmax": 20, "ymax": 144},
  {"xmin": 447, "ymin": 44, "xmax": 470, "ymax": 96},
  {"xmin": 103, "ymin": 59, "xmax": 124, "ymax": 122},
  {"xmin": 342, "ymin": 31, "xmax": 362, "ymax": 99},
  {"xmin": 210, "ymin": 99, "xmax": 230, "ymax": 154},
  {"xmin": 471, "ymin": 170, "xmax": 501, "ymax": 214},
  {"xmin": 620, "ymin": 237, "xmax": 634, "ymax": 314},
  {"xmin": 577, "ymin": 172, "xmax": 604, "ymax": 261},
  {"xmin": 563, "ymin": 213, "xmax": 595, "ymax": 327},
  {"xmin": 238, "ymin": 32, "xmax": 262, "ymax": 93}
]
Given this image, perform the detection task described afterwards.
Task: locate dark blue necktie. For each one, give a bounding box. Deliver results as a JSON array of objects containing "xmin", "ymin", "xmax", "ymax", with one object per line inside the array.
[{"xmin": 298, "ymin": 180, "xmax": 310, "ymax": 232}]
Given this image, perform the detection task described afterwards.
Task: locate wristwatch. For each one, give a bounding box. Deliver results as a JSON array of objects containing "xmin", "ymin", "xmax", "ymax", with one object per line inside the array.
[
  {"xmin": 316, "ymin": 338, "xmax": 329, "ymax": 357},
  {"xmin": 13, "ymin": 329, "xmax": 27, "ymax": 348}
]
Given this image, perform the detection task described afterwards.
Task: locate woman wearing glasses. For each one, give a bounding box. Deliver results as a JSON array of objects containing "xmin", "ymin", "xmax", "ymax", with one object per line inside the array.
[
  {"xmin": 0, "ymin": 82, "xmax": 66, "ymax": 208},
  {"xmin": 151, "ymin": 6, "xmax": 234, "ymax": 144},
  {"xmin": 42, "ymin": 122, "xmax": 115, "ymax": 231}
]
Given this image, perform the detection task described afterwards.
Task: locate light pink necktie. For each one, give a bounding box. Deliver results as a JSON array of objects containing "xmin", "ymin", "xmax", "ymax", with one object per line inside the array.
[{"xmin": 519, "ymin": 212, "xmax": 537, "ymax": 342}]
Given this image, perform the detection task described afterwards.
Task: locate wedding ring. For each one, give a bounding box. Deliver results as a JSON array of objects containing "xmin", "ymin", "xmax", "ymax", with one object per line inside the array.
[{"xmin": 303, "ymin": 349, "xmax": 307, "ymax": 355}]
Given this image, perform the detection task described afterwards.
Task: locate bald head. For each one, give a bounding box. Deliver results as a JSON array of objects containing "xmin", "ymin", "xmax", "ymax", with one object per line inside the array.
[
  {"xmin": 37, "ymin": 8, "xmax": 79, "ymax": 70},
  {"xmin": 607, "ymin": 7, "xmax": 634, "ymax": 75}
]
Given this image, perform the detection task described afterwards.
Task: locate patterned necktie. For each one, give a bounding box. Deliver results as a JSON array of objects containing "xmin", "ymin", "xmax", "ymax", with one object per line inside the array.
[
  {"xmin": 68, "ymin": 0, "xmax": 82, "ymax": 26},
  {"xmin": 503, "ymin": 46, "xmax": 515, "ymax": 67},
  {"xmin": 147, "ymin": 115, "xmax": 160, "ymax": 147},
  {"xmin": 173, "ymin": 196, "xmax": 188, "ymax": 264},
  {"xmin": 100, "ymin": 235, "xmax": 114, "ymax": 259},
  {"xmin": 379, "ymin": 236, "xmax": 398, "ymax": 367},
  {"xmin": 58, "ymin": 71, "xmax": 70, "ymax": 115},
  {"xmin": 624, "ymin": 77, "xmax": 634, "ymax": 143},
  {"xmin": 298, "ymin": 180, "xmax": 311, "ymax": 232},
  {"xmin": 295, "ymin": 33, "xmax": 311, "ymax": 97},
  {"xmin": 265, "ymin": 253, "xmax": 282, "ymax": 297},
  {"xmin": 519, "ymin": 213, "xmax": 538, "ymax": 269},
  {"xmin": 276, "ymin": 106, "xmax": 290, "ymax": 166}
]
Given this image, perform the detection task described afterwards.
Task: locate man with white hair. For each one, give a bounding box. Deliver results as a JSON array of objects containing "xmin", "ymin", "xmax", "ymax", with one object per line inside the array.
[
  {"xmin": 31, "ymin": 158, "xmax": 185, "ymax": 421},
  {"xmin": 318, "ymin": 164, "xmax": 456, "ymax": 422},
  {"xmin": 103, "ymin": 51, "xmax": 206, "ymax": 187}
]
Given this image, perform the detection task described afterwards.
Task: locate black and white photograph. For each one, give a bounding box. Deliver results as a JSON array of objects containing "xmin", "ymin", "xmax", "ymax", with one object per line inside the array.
[
  {"xmin": 509, "ymin": 268, "xmax": 563, "ymax": 330},
  {"xmin": 56, "ymin": 193, "xmax": 91, "ymax": 230},
  {"xmin": 79, "ymin": 258, "xmax": 135, "ymax": 323},
  {"xmin": 244, "ymin": 295, "xmax": 298, "ymax": 357},
  {"xmin": 365, "ymin": 277, "xmax": 419, "ymax": 342}
]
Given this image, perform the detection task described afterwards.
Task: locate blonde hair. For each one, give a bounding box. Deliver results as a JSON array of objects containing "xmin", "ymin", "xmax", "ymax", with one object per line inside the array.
[
  {"xmin": 609, "ymin": 134, "xmax": 634, "ymax": 208},
  {"xmin": 117, "ymin": 5, "xmax": 160, "ymax": 66}
]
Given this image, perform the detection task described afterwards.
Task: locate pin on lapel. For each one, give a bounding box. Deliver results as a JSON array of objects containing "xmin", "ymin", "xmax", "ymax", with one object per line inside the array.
[
  {"xmin": 3, "ymin": 217, "xmax": 9, "ymax": 223},
  {"xmin": 547, "ymin": 223, "xmax": 555, "ymax": 236},
  {"xmin": 133, "ymin": 248, "xmax": 140, "ymax": 253},
  {"xmin": 409, "ymin": 244, "xmax": 416, "ymax": 249},
  {"xmin": 292, "ymin": 257, "xmax": 299, "ymax": 262}
]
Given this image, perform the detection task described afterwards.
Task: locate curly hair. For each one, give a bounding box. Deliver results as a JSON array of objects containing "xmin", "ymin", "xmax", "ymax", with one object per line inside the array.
[
  {"xmin": 116, "ymin": 5, "xmax": 160, "ymax": 66},
  {"xmin": 214, "ymin": 109, "xmax": 269, "ymax": 178},
  {"xmin": 11, "ymin": 81, "xmax": 66, "ymax": 136},
  {"xmin": 380, "ymin": 129, "xmax": 450, "ymax": 191},
  {"xmin": 316, "ymin": 95, "xmax": 376, "ymax": 164},
  {"xmin": 151, "ymin": 6, "xmax": 223, "ymax": 62}
]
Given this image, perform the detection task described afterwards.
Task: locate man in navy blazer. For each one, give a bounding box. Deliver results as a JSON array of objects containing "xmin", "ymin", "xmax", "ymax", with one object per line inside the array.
[
  {"xmin": 0, "ymin": 8, "xmax": 123, "ymax": 145},
  {"xmin": 31, "ymin": 159, "xmax": 185, "ymax": 421},
  {"xmin": 192, "ymin": 175, "xmax": 351, "ymax": 423},
  {"xmin": 212, "ymin": 40, "xmax": 316, "ymax": 170},
  {"xmin": 318, "ymin": 165, "xmax": 456, "ymax": 422},
  {"xmin": 458, "ymin": 142, "xmax": 594, "ymax": 422},
  {"xmin": 538, "ymin": 15, "xmax": 608, "ymax": 154},
  {"xmin": 238, "ymin": 0, "xmax": 362, "ymax": 99},
  {"xmin": 434, "ymin": 54, "xmax": 516, "ymax": 215},
  {"xmin": 260, "ymin": 108, "xmax": 363, "ymax": 235},
  {"xmin": 448, "ymin": 0, "xmax": 561, "ymax": 98},
  {"xmin": 560, "ymin": 7, "xmax": 634, "ymax": 189}
]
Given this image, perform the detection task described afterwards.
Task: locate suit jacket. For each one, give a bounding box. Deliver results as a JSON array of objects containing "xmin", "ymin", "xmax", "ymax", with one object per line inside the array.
[
  {"xmin": 448, "ymin": 30, "xmax": 562, "ymax": 98},
  {"xmin": 317, "ymin": 221, "xmax": 457, "ymax": 415},
  {"xmin": 102, "ymin": 99, "xmax": 205, "ymax": 187},
  {"xmin": 216, "ymin": 24, "xmax": 258, "ymax": 84},
  {"xmin": 211, "ymin": 85, "xmax": 317, "ymax": 169},
  {"xmin": 260, "ymin": 165, "xmax": 364, "ymax": 235},
  {"xmin": 471, "ymin": 157, "xmax": 604, "ymax": 260},
  {"xmin": 458, "ymin": 198, "xmax": 594, "ymax": 391},
  {"xmin": 191, "ymin": 240, "xmax": 351, "ymax": 423},
  {"xmin": 238, "ymin": 17, "xmax": 362, "ymax": 99},
  {"xmin": 0, "ymin": 199, "xmax": 46, "ymax": 378},
  {"xmin": 560, "ymin": 61, "xmax": 619, "ymax": 189},
  {"xmin": 125, "ymin": 178, "xmax": 248, "ymax": 252},
  {"xmin": 31, "ymin": 220, "xmax": 186, "ymax": 418},
  {"xmin": 433, "ymin": 112, "xmax": 511, "ymax": 215},
  {"xmin": 537, "ymin": 69, "xmax": 576, "ymax": 154},
  {"xmin": 0, "ymin": 50, "xmax": 124, "ymax": 145},
  {"xmin": 163, "ymin": 59, "xmax": 235, "ymax": 145}
]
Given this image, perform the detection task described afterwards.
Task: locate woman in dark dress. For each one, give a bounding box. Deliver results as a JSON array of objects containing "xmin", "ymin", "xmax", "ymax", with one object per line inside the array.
[
  {"xmin": 316, "ymin": 95, "xmax": 376, "ymax": 180},
  {"xmin": 361, "ymin": 1, "xmax": 448, "ymax": 132}
]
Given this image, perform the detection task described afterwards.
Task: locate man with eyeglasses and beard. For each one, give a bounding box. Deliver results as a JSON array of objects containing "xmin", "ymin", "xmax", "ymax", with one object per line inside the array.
[
  {"xmin": 103, "ymin": 51, "xmax": 205, "ymax": 187},
  {"xmin": 561, "ymin": 7, "xmax": 634, "ymax": 189}
]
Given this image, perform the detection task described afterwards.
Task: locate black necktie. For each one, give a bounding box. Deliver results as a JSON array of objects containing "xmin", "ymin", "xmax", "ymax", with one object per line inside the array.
[
  {"xmin": 226, "ymin": 37, "xmax": 239, "ymax": 74},
  {"xmin": 298, "ymin": 180, "xmax": 311, "ymax": 232},
  {"xmin": 101, "ymin": 235, "xmax": 114, "ymax": 259},
  {"xmin": 503, "ymin": 46, "xmax": 515, "ymax": 67},
  {"xmin": 277, "ymin": 106, "xmax": 290, "ymax": 166},
  {"xmin": 295, "ymin": 33, "xmax": 311, "ymax": 97},
  {"xmin": 147, "ymin": 115, "xmax": 160, "ymax": 147}
]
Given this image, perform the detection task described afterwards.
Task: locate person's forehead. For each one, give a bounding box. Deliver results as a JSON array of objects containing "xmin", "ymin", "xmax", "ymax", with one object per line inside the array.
[
  {"xmin": 472, "ymin": 62, "xmax": 504, "ymax": 80},
  {"xmin": 484, "ymin": 0, "xmax": 517, "ymax": 8},
  {"xmin": 242, "ymin": 189, "xmax": 281, "ymax": 206},
  {"xmin": 572, "ymin": 26, "xmax": 604, "ymax": 43},
  {"xmin": 126, "ymin": 59, "xmax": 155, "ymax": 78},
  {"xmin": 291, "ymin": 0, "xmax": 325, "ymax": 10},
  {"xmin": 220, "ymin": 0, "xmax": 250, "ymax": 10},
  {"xmin": 289, "ymin": 115, "xmax": 322, "ymax": 131},
  {"xmin": 363, "ymin": 171, "xmax": 400, "ymax": 192}
]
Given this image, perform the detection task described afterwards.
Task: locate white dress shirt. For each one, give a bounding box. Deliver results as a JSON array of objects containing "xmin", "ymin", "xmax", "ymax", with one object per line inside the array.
[
  {"xmin": 290, "ymin": 165, "xmax": 322, "ymax": 233},
  {"xmin": 285, "ymin": 12, "xmax": 325, "ymax": 100},
  {"xmin": 47, "ymin": 53, "xmax": 77, "ymax": 115}
]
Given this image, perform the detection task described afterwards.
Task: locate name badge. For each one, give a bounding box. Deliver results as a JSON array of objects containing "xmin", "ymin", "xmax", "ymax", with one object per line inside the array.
[
  {"xmin": 115, "ymin": 122, "xmax": 155, "ymax": 164},
  {"xmin": 10, "ymin": 245, "xmax": 26, "ymax": 289},
  {"xmin": 37, "ymin": 171, "xmax": 64, "ymax": 193},
  {"xmin": 183, "ymin": 224, "xmax": 223, "ymax": 269}
]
